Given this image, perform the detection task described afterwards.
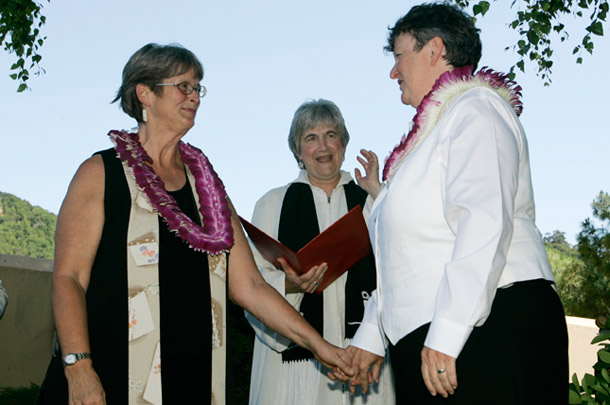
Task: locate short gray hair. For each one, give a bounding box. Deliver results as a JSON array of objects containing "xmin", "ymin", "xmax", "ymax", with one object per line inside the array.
[
  {"xmin": 112, "ymin": 43, "xmax": 204, "ymax": 123},
  {"xmin": 288, "ymin": 99, "xmax": 350, "ymax": 163}
]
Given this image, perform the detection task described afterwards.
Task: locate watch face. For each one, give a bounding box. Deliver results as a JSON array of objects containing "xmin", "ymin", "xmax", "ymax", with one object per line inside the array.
[{"xmin": 65, "ymin": 354, "xmax": 76, "ymax": 364}]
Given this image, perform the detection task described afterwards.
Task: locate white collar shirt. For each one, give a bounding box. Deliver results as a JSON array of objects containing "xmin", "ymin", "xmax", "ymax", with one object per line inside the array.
[{"xmin": 351, "ymin": 87, "xmax": 555, "ymax": 358}]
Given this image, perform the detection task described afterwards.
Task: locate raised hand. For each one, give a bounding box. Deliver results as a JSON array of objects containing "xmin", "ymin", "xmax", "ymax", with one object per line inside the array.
[{"xmin": 354, "ymin": 149, "xmax": 381, "ymax": 199}]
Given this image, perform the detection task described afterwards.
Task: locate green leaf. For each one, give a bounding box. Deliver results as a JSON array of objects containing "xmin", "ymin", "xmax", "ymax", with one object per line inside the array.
[
  {"xmin": 587, "ymin": 21, "xmax": 604, "ymax": 36},
  {"xmin": 592, "ymin": 333, "xmax": 610, "ymax": 344},
  {"xmin": 591, "ymin": 383, "xmax": 610, "ymax": 396},
  {"xmin": 585, "ymin": 374, "xmax": 597, "ymax": 386},
  {"xmin": 587, "ymin": 42, "xmax": 595, "ymax": 53},
  {"xmin": 599, "ymin": 349, "xmax": 610, "ymax": 363},
  {"xmin": 527, "ymin": 30, "xmax": 540, "ymax": 45},
  {"xmin": 573, "ymin": 373, "xmax": 583, "ymax": 389},
  {"xmin": 602, "ymin": 367, "xmax": 610, "ymax": 383},
  {"xmin": 17, "ymin": 83, "xmax": 27, "ymax": 92},
  {"xmin": 9, "ymin": 73, "xmax": 17, "ymax": 80},
  {"xmin": 568, "ymin": 388, "xmax": 582, "ymax": 404}
]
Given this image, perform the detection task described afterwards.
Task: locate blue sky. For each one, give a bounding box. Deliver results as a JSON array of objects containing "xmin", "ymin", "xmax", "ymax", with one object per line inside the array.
[{"xmin": 1, "ymin": 0, "xmax": 608, "ymax": 245}]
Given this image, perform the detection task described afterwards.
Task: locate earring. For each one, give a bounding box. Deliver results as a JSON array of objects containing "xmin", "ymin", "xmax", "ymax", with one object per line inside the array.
[
  {"xmin": 298, "ymin": 160, "xmax": 305, "ymax": 170},
  {"xmin": 142, "ymin": 109, "xmax": 148, "ymax": 122}
]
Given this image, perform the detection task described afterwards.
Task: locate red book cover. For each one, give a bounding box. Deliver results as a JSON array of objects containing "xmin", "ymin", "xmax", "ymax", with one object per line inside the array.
[{"xmin": 239, "ymin": 206, "xmax": 371, "ymax": 294}]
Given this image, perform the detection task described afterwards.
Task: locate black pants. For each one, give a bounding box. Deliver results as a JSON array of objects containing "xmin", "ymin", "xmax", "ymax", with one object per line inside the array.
[{"xmin": 389, "ymin": 279, "xmax": 569, "ymax": 404}]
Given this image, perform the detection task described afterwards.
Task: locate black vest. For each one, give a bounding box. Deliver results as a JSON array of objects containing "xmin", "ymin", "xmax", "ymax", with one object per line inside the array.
[{"xmin": 278, "ymin": 181, "xmax": 376, "ymax": 363}]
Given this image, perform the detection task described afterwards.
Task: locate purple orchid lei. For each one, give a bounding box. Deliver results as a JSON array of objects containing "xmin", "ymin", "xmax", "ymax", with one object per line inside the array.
[
  {"xmin": 109, "ymin": 129, "xmax": 234, "ymax": 255},
  {"xmin": 382, "ymin": 66, "xmax": 523, "ymax": 183}
]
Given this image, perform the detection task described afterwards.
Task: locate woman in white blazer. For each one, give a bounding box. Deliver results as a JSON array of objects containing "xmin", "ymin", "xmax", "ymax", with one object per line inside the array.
[{"xmin": 337, "ymin": 4, "xmax": 568, "ymax": 404}]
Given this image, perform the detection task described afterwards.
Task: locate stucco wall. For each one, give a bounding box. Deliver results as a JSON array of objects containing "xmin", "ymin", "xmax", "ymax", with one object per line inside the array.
[
  {"xmin": 0, "ymin": 253, "xmax": 604, "ymax": 389},
  {"xmin": 0, "ymin": 254, "xmax": 54, "ymax": 388},
  {"xmin": 566, "ymin": 316, "xmax": 600, "ymax": 379}
]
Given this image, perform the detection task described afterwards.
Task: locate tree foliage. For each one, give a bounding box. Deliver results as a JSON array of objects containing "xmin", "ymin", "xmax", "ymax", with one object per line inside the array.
[
  {"xmin": 451, "ymin": 0, "xmax": 608, "ymax": 85},
  {"xmin": 0, "ymin": 0, "xmax": 49, "ymax": 92},
  {"xmin": 576, "ymin": 191, "xmax": 610, "ymax": 318},
  {"xmin": 544, "ymin": 230, "xmax": 590, "ymax": 317},
  {"xmin": 0, "ymin": 191, "xmax": 56, "ymax": 259},
  {"xmin": 545, "ymin": 192, "xmax": 610, "ymax": 319},
  {"xmin": 569, "ymin": 317, "xmax": 610, "ymax": 404}
]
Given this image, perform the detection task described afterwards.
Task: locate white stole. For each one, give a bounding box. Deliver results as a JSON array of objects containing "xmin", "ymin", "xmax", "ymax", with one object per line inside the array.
[{"xmin": 122, "ymin": 163, "xmax": 228, "ymax": 404}]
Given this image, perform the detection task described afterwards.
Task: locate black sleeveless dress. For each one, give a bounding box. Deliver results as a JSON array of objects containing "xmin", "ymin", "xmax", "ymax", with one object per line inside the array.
[{"xmin": 38, "ymin": 148, "xmax": 212, "ymax": 403}]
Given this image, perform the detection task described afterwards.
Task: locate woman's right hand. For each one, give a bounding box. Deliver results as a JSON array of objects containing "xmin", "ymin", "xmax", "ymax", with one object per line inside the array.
[
  {"xmin": 278, "ymin": 257, "xmax": 328, "ymax": 294},
  {"xmin": 354, "ymin": 149, "xmax": 381, "ymax": 199},
  {"xmin": 65, "ymin": 360, "xmax": 106, "ymax": 404}
]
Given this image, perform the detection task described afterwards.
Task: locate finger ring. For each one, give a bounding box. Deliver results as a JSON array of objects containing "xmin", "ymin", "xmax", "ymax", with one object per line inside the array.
[
  {"xmin": 437, "ymin": 369, "xmax": 446, "ymax": 374},
  {"xmin": 312, "ymin": 281, "xmax": 319, "ymax": 287}
]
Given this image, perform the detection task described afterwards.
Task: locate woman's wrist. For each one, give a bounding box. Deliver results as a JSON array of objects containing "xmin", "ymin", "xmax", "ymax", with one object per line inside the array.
[{"xmin": 64, "ymin": 358, "xmax": 94, "ymax": 378}]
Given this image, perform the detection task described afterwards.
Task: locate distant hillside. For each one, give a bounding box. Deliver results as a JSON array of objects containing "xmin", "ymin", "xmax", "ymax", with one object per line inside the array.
[{"xmin": 0, "ymin": 192, "xmax": 56, "ymax": 259}]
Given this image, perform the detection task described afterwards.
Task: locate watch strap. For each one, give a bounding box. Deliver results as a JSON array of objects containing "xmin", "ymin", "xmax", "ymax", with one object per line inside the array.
[{"xmin": 62, "ymin": 352, "xmax": 91, "ymax": 367}]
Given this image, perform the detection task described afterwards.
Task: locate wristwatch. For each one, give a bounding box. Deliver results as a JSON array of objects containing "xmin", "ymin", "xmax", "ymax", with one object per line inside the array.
[{"xmin": 62, "ymin": 352, "xmax": 91, "ymax": 367}]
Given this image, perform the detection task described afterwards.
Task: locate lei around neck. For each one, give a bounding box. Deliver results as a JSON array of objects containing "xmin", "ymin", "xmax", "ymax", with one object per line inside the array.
[
  {"xmin": 382, "ymin": 66, "xmax": 523, "ymax": 183},
  {"xmin": 109, "ymin": 130, "xmax": 234, "ymax": 255}
]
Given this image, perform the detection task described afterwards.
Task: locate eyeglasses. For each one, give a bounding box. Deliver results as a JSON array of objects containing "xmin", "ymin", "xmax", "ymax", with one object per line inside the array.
[{"xmin": 155, "ymin": 82, "xmax": 207, "ymax": 98}]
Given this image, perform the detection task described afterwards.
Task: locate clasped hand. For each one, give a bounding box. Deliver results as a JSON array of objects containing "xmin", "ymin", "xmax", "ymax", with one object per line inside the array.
[
  {"xmin": 329, "ymin": 346, "xmax": 458, "ymax": 398},
  {"xmin": 328, "ymin": 345, "xmax": 383, "ymax": 395}
]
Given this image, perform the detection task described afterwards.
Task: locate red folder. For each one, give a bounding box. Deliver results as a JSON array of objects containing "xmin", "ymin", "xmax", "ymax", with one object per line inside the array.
[{"xmin": 239, "ymin": 206, "xmax": 371, "ymax": 294}]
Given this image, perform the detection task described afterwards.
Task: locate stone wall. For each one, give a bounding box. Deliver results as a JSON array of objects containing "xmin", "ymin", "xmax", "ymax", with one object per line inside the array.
[
  {"xmin": 566, "ymin": 316, "xmax": 600, "ymax": 379},
  {"xmin": 0, "ymin": 254, "xmax": 54, "ymax": 388}
]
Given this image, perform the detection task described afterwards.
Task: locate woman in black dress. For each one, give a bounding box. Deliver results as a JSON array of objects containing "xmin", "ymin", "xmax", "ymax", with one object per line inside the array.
[{"xmin": 38, "ymin": 43, "xmax": 352, "ymax": 405}]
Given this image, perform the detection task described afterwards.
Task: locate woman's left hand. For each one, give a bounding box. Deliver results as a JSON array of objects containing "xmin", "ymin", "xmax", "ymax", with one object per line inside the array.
[
  {"xmin": 354, "ymin": 149, "xmax": 381, "ymax": 199},
  {"xmin": 308, "ymin": 337, "xmax": 355, "ymax": 378},
  {"xmin": 421, "ymin": 346, "xmax": 458, "ymax": 398},
  {"xmin": 278, "ymin": 257, "xmax": 328, "ymax": 294}
]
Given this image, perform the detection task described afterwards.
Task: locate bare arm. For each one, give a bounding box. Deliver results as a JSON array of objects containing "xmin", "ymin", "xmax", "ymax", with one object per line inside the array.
[
  {"xmin": 52, "ymin": 155, "xmax": 106, "ymax": 404},
  {"xmin": 227, "ymin": 201, "xmax": 353, "ymax": 374}
]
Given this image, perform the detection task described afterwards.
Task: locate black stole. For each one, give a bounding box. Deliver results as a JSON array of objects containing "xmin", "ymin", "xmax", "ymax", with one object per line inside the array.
[{"xmin": 278, "ymin": 181, "xmax": 376, "ymax": 363}]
